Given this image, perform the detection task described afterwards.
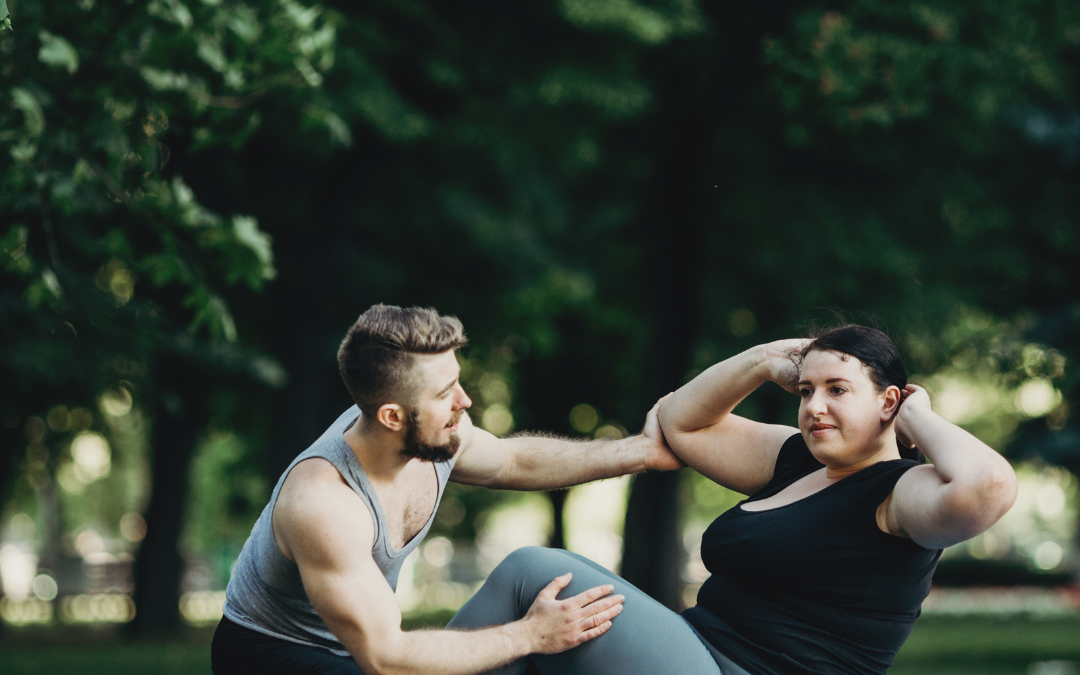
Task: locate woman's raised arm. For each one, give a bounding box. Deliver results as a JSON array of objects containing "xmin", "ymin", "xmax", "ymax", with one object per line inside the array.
[
  {"xmin": 657, "ymin": 340, "xmax": 805, "ymax": 495},
  {"xmin": 882, "ymin": 385, "xmax": 1018, "ymax": 549}
]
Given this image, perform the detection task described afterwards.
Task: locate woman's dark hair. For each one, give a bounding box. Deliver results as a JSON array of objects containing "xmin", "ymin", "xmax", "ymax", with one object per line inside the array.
[{"xmin": 799, "ymin": 324, "xmax": 922, "ymax": 462}]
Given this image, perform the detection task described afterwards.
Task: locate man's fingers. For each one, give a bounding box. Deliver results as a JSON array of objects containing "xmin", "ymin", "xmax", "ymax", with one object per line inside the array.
[
  {"xmin": 577, "ymin": 600, "xmax": 623, "ymax": 629},
  {"xmin": 536, "ymin": 573, "xmax": 573, "ymax": 600},
  {"xmin": 567, "ymin": 583, "xmax": 614, "ymax": 608},
  {"xmin": 574, "ymin": 594, "xmax": 624, "ymax": 619},
  {"xmin": 577, "ymin": 620, "xmax": 614, "ymax": 644}
]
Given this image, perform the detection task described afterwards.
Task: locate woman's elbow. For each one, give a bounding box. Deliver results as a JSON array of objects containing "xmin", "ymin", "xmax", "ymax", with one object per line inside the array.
[
  {"xmin": 984, "ymin": 460, "xmax": 1018, "ymax": 522},
  {"xmin": 951, "ymin": 464, "xmax": 1018, "ymax": 538},
  {"xmin": 656, "ymin": 398, "xmax": 679, "ymax": 435}
]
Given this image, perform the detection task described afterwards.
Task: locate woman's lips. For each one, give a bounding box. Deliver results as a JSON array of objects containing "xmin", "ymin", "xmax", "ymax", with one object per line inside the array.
[{"xmin": 810, "ymin": 423, "xmax": 836, "ymax": 438}]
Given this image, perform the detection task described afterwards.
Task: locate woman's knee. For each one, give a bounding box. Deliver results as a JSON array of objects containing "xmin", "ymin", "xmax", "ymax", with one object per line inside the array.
[
  {"xmin": 493, "ymin": 546, "xmax": 574, "ymax": 578},
  {"xmin": 485, "ymin": 547, "xmax": 591, "ymax": 601}
]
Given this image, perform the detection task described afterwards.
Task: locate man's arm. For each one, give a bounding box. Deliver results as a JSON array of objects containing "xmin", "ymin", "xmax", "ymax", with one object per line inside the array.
[
  {"xmin": 449, "ymin": 399, "xmax": 683, "ymax": 490},
  {"xmin": 274, "ymin": 459, "xmax": 625, "ymax": 675}
]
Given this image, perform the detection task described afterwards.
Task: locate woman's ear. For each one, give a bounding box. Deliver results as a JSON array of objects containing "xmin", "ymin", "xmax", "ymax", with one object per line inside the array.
[
  {"xmin": 880, "ymin": 385, "xmax": 901, "ymax": 421},
  {"xmin": 377, "ymin": 403, "xmax": 407, "ymax": 432}
]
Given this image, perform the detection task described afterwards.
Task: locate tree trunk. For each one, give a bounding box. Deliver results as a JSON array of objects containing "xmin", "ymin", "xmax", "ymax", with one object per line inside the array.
[
  {"xmin": 547, "ymin": 489, "xmax": 567, "ymax": 549},
  {"xmin": 619, "ymin": 105, "xmax": 711, "ymax": 608},
  {"xmin": 128, "ymin": 355, "xmax": 208, "ymax": 636}
]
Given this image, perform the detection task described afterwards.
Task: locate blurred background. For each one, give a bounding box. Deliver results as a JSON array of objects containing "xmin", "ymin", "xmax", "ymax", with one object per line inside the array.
[{"xmin": 2, "ymin": 0, "xmax": 1080, "ymax": 672}]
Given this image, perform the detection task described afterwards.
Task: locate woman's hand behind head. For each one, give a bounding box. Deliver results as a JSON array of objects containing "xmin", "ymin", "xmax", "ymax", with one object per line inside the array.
[
  {"xmin": 895, "ymin": 385, "xmax": 932, "ymax": 448},
  {"xmin": 759, "ymin": 339, "xmax": 811, "ymax": 394}
]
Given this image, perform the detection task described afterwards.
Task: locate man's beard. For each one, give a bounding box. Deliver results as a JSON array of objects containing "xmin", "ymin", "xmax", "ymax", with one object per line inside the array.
[{"xmin": 402, "ymin": 408, "xmax": 460, "ymax": 463}]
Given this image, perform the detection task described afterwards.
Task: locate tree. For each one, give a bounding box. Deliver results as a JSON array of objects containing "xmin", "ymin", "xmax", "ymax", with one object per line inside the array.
[{"xmin": 0, "ymin": 0, "xmax": 336, "ymax": 633}]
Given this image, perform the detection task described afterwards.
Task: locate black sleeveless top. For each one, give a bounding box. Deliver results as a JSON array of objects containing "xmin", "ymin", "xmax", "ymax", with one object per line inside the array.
[{"xmin": 682, "ymin": 434, "xmax": 941, "ymax": 675}]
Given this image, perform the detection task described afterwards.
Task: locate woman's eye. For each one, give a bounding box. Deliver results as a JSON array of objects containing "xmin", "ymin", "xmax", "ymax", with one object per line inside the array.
[
  {"xmin": 831, "ymin": 386, "xmax": 846, "ymax": 395},
  {"xmin": 799, "ymin": 388, "xmax": 811, "ymax": 397}
]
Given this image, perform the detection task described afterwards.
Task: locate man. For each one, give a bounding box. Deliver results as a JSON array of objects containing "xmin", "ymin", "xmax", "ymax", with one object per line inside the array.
[{"xmin": 211, "ymin": 304, "xmax": 681, "ymax": 675}]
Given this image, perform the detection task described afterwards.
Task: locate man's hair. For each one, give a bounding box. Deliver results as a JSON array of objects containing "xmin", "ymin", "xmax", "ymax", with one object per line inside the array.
[{"xmin": 337, "ymin": 304, "xmax": 468, "ymax": 414}]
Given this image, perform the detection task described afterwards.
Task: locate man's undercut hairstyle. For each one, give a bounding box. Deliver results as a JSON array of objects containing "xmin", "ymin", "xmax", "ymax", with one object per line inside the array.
[{"xmin": 337, "ymin": 304, "xmax": 468, "ymax": 415}]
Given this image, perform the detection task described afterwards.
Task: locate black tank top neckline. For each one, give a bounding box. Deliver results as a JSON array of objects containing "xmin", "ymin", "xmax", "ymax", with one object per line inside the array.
[{"xmin": 682, "ymin": 433, "xmax": 942, "ymax": 675}]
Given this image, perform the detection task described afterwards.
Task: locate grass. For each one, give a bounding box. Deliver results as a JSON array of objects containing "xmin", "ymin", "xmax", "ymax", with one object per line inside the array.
[
  {"xmin": 0, "ymin": 615, "xmax": 1077, "ymax": 674},
  {"xmin": 889, "ymin": 616, "xmax": 1080, "ymax": 675}
]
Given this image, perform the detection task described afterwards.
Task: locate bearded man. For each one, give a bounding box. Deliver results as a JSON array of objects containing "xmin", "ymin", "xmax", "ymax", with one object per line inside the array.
[{"xmin": 211, "ymin": 304, "xmax": 680, "ymax": 675}]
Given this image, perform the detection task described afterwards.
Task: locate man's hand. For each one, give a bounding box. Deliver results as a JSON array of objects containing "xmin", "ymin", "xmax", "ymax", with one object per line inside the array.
[
  {"xmin": 641, "ymin": 394, "xmax": 685, "ymax": 471},
  {"xmin": 520, "ymin": 573, "xmax": 624, "ymax": 654}
]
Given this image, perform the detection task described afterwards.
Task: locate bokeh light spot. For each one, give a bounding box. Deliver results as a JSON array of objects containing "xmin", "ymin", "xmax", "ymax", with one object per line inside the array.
[
  {"xmin": 1034, "ymin": 541, "xmax": 1064, "ymax": 570},
  {"xmin": 423, "ymin": 537, "xmax": 454, "ymax": 567},
  {"xmin": 728, "ymin": 309, "xmax": 757, "ymax": 337},
  {"xmin": 482, "ymin": 404, "xmax": 514, "ymax": 436},
  {"xmin": 120, "ymin": 512, "xmax": 147, "ymax": 542},
  {"xmin": 569, "ymin": 404, "xmax": 599, "ymax": 434},
  {"xmin": 32, "ymin": 574, "xmax": 58, "ymax": 601}
]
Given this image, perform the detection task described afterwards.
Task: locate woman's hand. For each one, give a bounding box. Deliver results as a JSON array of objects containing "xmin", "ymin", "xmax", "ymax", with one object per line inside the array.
[
  {"xmin": 758, "ymin": 339, "xmax": 810, "ymax": 394},
  {"xmin": 895, "ymin": 384, "xmax": 932, "ymax": 448},
  {"xmin": 882, "ymin": 382, "xmax": 1017, "ymax": 549}
]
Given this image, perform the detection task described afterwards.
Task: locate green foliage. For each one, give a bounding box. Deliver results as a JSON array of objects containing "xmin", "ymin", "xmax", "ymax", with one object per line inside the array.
[
  {"xmin": 183, "ymin": 428, "xmax": 268, "ymax": 586},
  {"xmin": 0, "ymin": 1, "xmax": 335, "ymax": 610},
  {"xmin": 4, "ymin": 0, "xmax": 1080, "ymax": 622},
  {"xmin": 0, "ymin": 0, "xmax": 334, "ymax": 435},
  {"xmin": 766, "ymin": 0, "xmax": 1080, "ymax": 134}
]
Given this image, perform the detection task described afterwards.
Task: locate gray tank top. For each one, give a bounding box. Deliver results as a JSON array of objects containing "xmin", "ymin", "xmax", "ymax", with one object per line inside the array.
[{"xmin": 223, "ymin": 405, "xmax": 455, "ymax": 655}]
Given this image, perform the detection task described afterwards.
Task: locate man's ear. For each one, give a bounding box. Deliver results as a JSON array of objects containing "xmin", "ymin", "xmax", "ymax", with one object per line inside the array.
[
  {"xmin": 880, "ymin": 385, "xmax": 901, "ymax": 421},
  {"xmin": 377, "ymin": 403, "xmax": 407, "ymax": 432}
]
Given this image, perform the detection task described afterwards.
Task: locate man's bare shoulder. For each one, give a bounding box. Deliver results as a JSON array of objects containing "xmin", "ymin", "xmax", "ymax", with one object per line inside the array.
[{"xmin": 274, "ymin": 457, "xmax": 374, "ymax": 563}]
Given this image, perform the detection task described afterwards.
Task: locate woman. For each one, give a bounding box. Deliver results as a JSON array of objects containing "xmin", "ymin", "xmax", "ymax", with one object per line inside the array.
[{"xmin": 448, "ymin": 325, "xmax": 1017, "ymax": 675}]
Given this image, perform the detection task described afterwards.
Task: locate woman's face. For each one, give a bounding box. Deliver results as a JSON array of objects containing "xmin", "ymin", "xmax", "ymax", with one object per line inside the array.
[{"xmin": 797, "ymin": 349, "xmax": 899, "ymax": 469}]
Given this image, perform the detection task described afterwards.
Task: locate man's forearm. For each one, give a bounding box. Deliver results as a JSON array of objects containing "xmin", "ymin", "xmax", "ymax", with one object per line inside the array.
[
  {"xmin": 354, "ymin": 621, "xmax": 533, "ymax": 675},
  {"xmin": 491, "ymin": 433, "xmax": 647, "ymax": 490}
]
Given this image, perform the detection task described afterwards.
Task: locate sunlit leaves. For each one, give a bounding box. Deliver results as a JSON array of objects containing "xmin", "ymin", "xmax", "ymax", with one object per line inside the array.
[
  {"xmin": 1, "ymin": 0, "xmax": 11, "ymax": 33},
  {"xmin": 148, "ymin": 0, "xmax": 194, "ymax": 30},
  {"xmin": 0, "ymin": 0, "xmax": 337, "ymax": 428},
  {"xmin": 537, "ymin": 67, "xmax": 651, "ymax": 118},
  {"xmin": 558, "ymin": 0, "xmax": 704, "ymax": 44},
  {"xmin": 9, "ymin": 87, "xmax": 45, "ymax": 137},
  {"xmin": 764, "ymin": 0, "xmax": 1080, "ymax": 136},
  {"xmin": 0, "ymin": 225, "xmax": 34, "ymax": 277},
  {"xmin": 38, "ymin": 30, "xmax": 79, "ymax": 74}
]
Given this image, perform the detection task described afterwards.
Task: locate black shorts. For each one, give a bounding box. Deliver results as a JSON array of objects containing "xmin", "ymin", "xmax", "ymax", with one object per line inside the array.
[{"xmin": 211, "ymin": 616, "xmax": 364, "ymax": 675}]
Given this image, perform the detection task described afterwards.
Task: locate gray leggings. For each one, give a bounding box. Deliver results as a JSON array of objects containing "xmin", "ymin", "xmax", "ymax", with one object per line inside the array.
[{"xmin": 447, "ymin": 547, "xmax": 747, "ymax": 675}]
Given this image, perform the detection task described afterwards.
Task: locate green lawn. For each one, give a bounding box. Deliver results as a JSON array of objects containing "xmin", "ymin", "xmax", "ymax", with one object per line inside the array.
[
  {"xmin": 1, "ymin": 615, "xmax": 1077, "ymax": 674},
  {"xmin": 889, "ymin": 616, "xmax": 1080, "ymax": 675}
]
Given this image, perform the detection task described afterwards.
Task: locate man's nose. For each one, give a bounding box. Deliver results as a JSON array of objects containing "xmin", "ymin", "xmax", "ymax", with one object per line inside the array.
[{"xmin": 455, "ymin": 385, "xmax": 472, "ymax": 409}]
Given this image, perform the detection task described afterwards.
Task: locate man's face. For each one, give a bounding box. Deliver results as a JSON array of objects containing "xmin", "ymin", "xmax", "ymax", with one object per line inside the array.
[{"xmin": 401, "ymin": 350, "xmax": 472, "ymax": 462}]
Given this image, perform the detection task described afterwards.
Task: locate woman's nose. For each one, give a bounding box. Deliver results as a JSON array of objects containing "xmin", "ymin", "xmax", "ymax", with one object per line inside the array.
[{"xmin": 805, "ymin": 391, "xmax": 827, "ymax": 415}]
